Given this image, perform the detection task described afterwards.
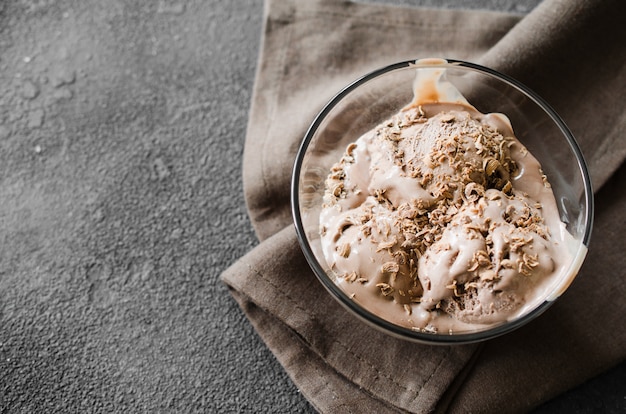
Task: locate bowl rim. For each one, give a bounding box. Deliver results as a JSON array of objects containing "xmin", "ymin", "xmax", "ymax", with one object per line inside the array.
[{"xmin": 290, "ymin": 58, "xmax": 594, "ymax": 344}]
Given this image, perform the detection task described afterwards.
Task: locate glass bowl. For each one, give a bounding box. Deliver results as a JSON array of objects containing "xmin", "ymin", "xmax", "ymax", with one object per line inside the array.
[{"xmin": 291, "ymin": 58, "xmax": 593, "ymax": 344}]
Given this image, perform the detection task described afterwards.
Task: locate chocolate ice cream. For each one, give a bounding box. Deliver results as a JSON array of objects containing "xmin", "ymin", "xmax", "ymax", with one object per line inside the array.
[{"xmin": 319, "ymin": 59, "xmax": 577, "ymax": 333}]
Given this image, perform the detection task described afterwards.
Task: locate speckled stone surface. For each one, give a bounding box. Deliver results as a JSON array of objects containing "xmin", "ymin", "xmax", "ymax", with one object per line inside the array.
[{"xmin": 0, "ymin": 0, "xmax": 623, "ymax": 412}]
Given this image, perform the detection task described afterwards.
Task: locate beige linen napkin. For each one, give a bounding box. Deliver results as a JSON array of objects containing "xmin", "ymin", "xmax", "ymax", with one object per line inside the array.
[{"xmin": 222, "ymin": 0, "xmax": 626, "ymax": 412}]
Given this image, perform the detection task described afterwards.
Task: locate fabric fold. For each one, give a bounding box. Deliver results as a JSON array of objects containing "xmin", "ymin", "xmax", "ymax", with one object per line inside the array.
[{"xmin": 223, "ymin": 0, "xmax": 626, "ymax": 412}]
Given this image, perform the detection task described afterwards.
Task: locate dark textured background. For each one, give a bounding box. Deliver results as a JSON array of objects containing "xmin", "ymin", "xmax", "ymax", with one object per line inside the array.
[{"xmin": 0, "ymin": 0, "xmax": 623, "ymax": 412}]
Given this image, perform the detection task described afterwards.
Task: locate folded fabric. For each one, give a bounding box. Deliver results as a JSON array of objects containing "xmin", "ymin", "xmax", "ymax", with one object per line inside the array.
[{"xmin": 222, "ymin": 0, "xmax": 626, "ymax": 412}]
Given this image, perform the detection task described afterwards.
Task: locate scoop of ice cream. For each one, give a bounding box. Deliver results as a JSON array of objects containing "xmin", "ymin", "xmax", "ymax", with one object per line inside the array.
[
  {"xmin": 418, "ymin": 189, "xmax": 558, "ymax": 324},
  {"xmin": 367, "ymin": 106, "xmax": 517, "ymax": 208},
  {"xmin": 320, "ymin": 198, "xmax": 423, "ymax": 308}
]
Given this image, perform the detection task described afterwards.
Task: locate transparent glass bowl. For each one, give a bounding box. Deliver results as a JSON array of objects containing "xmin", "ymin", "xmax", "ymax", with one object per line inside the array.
[{"xmin": 291, "ymin": 59, "xmax": 593, "ymax": 344}]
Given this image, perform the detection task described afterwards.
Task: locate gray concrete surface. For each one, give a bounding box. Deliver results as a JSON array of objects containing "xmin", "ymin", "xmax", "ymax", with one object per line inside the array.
[{"xmin": 0, "ymin": 0, "xmax": 623, "ymax": 412}]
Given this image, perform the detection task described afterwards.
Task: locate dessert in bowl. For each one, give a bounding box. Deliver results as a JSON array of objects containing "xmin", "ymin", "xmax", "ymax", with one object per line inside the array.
[{"xmin": 292, "ymin": 58, "xmax": 592, "ymax": 344}]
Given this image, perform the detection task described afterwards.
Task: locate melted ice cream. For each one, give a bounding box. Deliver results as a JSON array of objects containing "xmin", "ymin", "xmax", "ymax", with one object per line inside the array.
[{"xmin": 319, "ymin": 59, "xmax": 576, "ymax": 333}]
